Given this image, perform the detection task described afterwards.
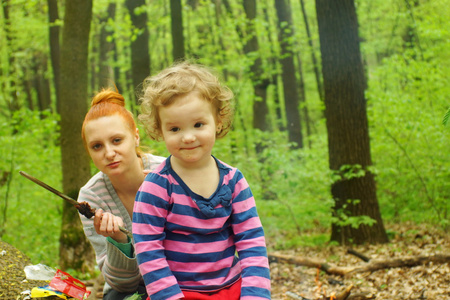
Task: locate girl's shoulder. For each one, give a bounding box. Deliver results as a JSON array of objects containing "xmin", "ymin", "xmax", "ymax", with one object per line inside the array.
[{"xmin": 214, "ymin": 157, "xmax": 243, "ymax": 178}]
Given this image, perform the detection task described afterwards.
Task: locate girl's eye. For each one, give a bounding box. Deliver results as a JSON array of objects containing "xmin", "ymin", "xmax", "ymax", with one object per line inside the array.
[
  {"xmin": 92, "ymin": 144, "xmax": 102, "ymax": 150},
  {"xmin": 194, "ymin": 122, "xmax": 204, "ymax": 128},
  {"xmin": 113, "ymin": 138, "xmax": 122, "ymax": 144},
  {"xmin": 170, "ymin": 127, "xmax": 180, "ymax": 132}
]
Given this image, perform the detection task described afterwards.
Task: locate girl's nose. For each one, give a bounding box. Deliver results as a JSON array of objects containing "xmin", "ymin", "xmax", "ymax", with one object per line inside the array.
[{"xmin": 182, "ymin": 132, "xmax": 196, "ymax": 143}]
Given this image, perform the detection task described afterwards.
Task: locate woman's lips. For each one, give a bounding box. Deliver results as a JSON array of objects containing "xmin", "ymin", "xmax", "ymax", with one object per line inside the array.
[{"xmin": 107, "ymin": 161, "xmax": 120, "ymax": 168}]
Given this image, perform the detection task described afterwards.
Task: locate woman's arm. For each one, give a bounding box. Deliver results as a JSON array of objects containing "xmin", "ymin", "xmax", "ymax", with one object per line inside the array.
[{"xmin": 78, "ymin": 184, "xmax": 142, "ymax": 293}]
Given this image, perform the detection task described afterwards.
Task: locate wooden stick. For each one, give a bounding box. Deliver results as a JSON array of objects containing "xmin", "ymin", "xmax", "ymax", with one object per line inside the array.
[
  {"xmin": 347, "ymin": 248, "xmax": 370, "ymax": 262},
  {"xmin": 20, "ymin": 171, "xmax": 79, "ymax": 206},
  {"xmin": 269, "ymin": 253, "xmax": 450, "ymax": 276},
  {"xmin": 19, "ymin": 171, "xmax": 132, "ymax": 239}
]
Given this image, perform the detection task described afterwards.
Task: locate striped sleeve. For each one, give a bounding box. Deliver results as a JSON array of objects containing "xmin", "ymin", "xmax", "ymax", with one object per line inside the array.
[
  {"xmin": 230, "ymin": 170, "xmax": 271, "ymax": 299},
  {"xmin": 133, "ymin": 170, "xmax": 184, "ymax": 300}
]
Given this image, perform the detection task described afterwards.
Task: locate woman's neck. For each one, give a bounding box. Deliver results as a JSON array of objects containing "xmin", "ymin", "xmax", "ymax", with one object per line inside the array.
[
  {"xmin": 109, "ymin": 156, "xmax": 144, "ymax": 196},
  {"xmin": 109, "ymin": 156, "xmax": 145, "ymax": 217}
]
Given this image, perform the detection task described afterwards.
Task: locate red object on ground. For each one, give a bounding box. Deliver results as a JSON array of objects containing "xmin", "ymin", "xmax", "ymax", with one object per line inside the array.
[{"xmin": 49, "ymin": 269, "xmax": 91, "ymax": 300}]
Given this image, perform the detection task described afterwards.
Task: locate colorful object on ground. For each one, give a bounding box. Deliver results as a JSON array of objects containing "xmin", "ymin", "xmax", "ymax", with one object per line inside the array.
[
  {"xmin": 49, "ymin": 269, "xmax": 91, "ymax": 300},
  {"xmin": 31, "ymin": 285, "xmax": 68, "ymax": 299}
]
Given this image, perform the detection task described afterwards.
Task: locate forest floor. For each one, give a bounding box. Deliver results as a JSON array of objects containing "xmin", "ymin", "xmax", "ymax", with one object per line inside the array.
[
  {"xmin": 1, "ymin": 222, "xmax": 449, "ymax": 300},
  {"xmin": 267, "ymin": 222, "xmax": 450, "ymax": 300}
]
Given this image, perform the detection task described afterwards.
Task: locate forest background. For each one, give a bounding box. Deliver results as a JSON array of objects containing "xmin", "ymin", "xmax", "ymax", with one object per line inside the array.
[{"xmin": 0, "ymin": 0, "xmax": 448, "ymax": 274}]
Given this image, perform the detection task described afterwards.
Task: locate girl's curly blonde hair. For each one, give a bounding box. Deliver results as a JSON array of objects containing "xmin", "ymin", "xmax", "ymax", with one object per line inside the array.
[{"xmin": 138, "ymin": 61, "xmax": 234, "ymax": 141}]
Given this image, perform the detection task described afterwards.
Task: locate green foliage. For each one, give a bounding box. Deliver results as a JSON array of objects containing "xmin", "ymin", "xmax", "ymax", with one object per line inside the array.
[
  {"xmin": 365, "ymin": 8, "xmax": 450, "ymax": 228},
  {"xmin": 213, "ymin": 129, "xmax": 334, "ymax": 250},
  {"xmin": 443, "ymin": 107, "xmax": 450, "ymax": 127},
  {"xmin": 331, "ymin": 164, "xmax": 367, "ymax": 182},
  {"xmin": 332, "ymin": 204, "xmax": 377, "ymax": 229},
  {"xmin": 0, "ymin": 109, "xmax": 61, "ymax": 267}
]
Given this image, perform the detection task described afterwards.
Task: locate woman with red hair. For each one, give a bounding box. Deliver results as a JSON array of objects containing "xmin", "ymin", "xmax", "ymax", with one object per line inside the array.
[{"xmin": 79, "ymin": 88, "xmax": 164, "ymax": 299}]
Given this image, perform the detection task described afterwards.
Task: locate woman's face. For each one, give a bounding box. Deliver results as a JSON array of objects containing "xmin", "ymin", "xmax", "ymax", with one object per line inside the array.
[{"xmin": 84, "ymin": 114, "xmax": 139, "ymax": 177}]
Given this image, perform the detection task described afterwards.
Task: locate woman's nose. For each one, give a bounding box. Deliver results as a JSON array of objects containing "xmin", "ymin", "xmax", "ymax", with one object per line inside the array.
[{"xmin": 105, "ymin": 145, "xmax": 116, "ymax": 159}]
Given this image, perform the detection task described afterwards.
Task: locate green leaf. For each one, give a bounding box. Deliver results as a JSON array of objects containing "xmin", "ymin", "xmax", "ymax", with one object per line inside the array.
[{"xmin": 443, "ymin": 107, "xmax": 450, "ymax": 127}]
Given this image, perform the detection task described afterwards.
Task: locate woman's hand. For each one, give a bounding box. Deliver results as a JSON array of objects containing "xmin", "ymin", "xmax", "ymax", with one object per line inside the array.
[{"xmin": 94, "ymin": 208, "xmax": 128, "ymax": 243}]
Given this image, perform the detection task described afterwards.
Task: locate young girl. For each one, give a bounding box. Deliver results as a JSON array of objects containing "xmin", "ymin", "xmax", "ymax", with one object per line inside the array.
[
  {"xmin": 79, "ymin": 88, "xmax": 165, "ymax": 299},
  {"xmin": 133, "ymin": 62, "xmax": 271, "ymax": 300}
]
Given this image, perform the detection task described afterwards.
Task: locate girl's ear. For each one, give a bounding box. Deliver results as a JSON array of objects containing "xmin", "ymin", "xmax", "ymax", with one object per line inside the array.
[{"xmin": 216, "ymin": 121, "xmax": 223, "ymax": 134}]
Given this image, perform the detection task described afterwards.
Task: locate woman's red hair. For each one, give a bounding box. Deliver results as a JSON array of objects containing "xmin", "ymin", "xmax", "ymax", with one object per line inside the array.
[{"xmin": 81, "ymin": 88, "xmax": 141, "ymax": 156}]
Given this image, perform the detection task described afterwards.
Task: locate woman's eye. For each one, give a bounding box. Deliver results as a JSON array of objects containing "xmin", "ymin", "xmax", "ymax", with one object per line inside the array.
[{"xmin": 194, "ymin": 122, "xmax": 204, "ymax": 128}]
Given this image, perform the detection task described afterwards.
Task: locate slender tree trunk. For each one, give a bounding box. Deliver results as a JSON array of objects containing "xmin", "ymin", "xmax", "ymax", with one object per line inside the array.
[
  {"xmin": 315, "ymin": 0, "xmax": 388, "ymax": 245},
  {"xmin": 274, "ymin": 0, "xmax": 303, "ymax": 149},
  {"xmin": 33, "ymin": 54, "xmax": 52, "ymax": 112},
  {"xmin": 402, "ymin": 0, "xmax": 423, "ymax": 59},
  {"xmin": 98, "ymin": 3, "xmax": 116, "ymax": 89},
  {"xmin": 243, "ymin": 0, "xmax": 271, "ymax": 137},
  {"xmin": 126, "ymin": 0, "xmax": 151, "ymax": 103},
  {"xmin": 298, "ymin": 0, "xmax": 324, "ymax": 102},
  {"xmin": 295, "ymin": 52, "xmax": 313, "ymax": 147},
  {"xmin": 170, "ymin": 0, "xmax": 185, "ymax": 61},
  {"xmin": 24, "ymin": 70, "xmax": 34, "ymax": 110},
  {"xmin": 262, "ymin": 1, "xmax": 283, "ymax": 130},
  {"xmin": 59, "ymin": 0, "xmax": 95, "ymax": 272},
  {"xmin": 89, "ymin": 23, "xmax": 98, "ymax": 95},
  {"xmin": 47, "ymin": 0, "xmax": 61, "ymax": 113},
  {"xmin": 212, "ymin": 0, "xmax": 229, "ymax": 80},
  {"xmin": 1, "ymin": 0, "xmax": 20, "ymax": 114},
  {"xmin": 221, "ymin": 0, "xmax": 250, "ymax": 157}
]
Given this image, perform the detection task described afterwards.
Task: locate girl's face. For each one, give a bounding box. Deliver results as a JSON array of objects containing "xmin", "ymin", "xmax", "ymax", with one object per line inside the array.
[
  {"xmin": 159, "ymin": 92, "xmax": 220, "ymax": 168},
  {"xmin": 84, "ymin": 114, "xmax": 140, "ymax": 177}
]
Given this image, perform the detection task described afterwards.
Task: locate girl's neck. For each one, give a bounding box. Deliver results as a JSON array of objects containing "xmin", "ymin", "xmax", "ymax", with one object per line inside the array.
[{"xmin": 171, "ymin": 156, "xmax": 220, "ymax": 198}]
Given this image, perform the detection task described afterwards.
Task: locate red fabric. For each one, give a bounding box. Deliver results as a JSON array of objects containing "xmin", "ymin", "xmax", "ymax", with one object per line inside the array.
[
  {"xmin": 181, "ymin": 278, "xmax": 241, "ymax": 300},
  {"xmin": 145, "ymin": 278, "xmax": 241, "ymax": 300}
]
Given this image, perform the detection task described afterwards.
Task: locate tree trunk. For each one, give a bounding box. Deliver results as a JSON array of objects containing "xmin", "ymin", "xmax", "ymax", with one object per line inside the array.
[
  {"xmin": 1, "ymin": 0, "xmax": 20, "ymax": 114},
  {"xmin": 126, "ymin": 0, "xmax": 151, "ymax": 104},
  {"xmin": 59, "ymin": 0, "xmax": 95, "ymax": 273},
  {"xmin": 212, "ymin": 0, "xmax": 230, "ymax": 81},
  {"xmin": 295, "ymin": 51, "xmax": 313, "ymax": 147},
  {"xmin": 170, "ymin": 0, "xmax": 185, "ymax": 61},
  {"xmin": 98, "ymin": 3, "xmax": 116, "ymax": 89},
  {"xmin": 262, "ymin": 2, "xmax": 283, "ymax": 130},
  {"xmin": 243, "ymin": 0, "xmax": 271, "ymax": 138},
  {"xmin": 33, "ymin": 54, "xmax": 52, "ymax": 112},
  {"xmin": 24, "ymin": 72, "xmax": 34, "ymax": 111},
  {"xmin": 47, "ymin": 0, "xmax": 61, "ymax": 113},
  {"xmin": 298, "ymin": 0, "xmax": 324, "ymax": 103},
  {"xmin": 274, "ymin": 0, "xmax": 303, "ymax": 149},
  {"xmin": 315, "ymin": 0, "xmax": 388, "ymax": 245}
]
